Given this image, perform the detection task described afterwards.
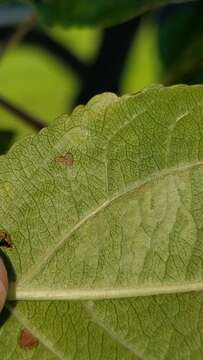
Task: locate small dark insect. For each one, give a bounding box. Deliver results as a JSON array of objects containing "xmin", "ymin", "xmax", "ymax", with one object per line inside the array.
[{"xmin": 0, "ymin": 230, "xmax": 13, "ymax": 248}]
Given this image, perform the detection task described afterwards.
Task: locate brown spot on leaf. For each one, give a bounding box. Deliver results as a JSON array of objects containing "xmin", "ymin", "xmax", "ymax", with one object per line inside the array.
[
  {"xmin": 55, "ymin": 152, "xmax": 74, "ymax": 167},
  {"xmin": 19, "ymin": 328, "xmax": 39, "ymax": 349},
  {"xmin": 0, "ymin": 230, "xmax": 13, "ymax": 248}
]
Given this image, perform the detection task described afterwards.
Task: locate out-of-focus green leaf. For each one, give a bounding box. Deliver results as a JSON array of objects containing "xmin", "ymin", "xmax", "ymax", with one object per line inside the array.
[
  {"xmin": 0, "ymin": 45, "xmax": 78, "ymax": 140},
  {"xmin": 158, "ymin": 2, "xmax": 203, "ymax": 84},
  {"xmin": 121, "ymin": 18, "xmax": 162, "ymax": 94},
  {"xmin": 50, "ymin": 26, "xmax": 101, "ymax": 62},
  {"xmin": 1, "ymin": 85, "xmax": 203, "ymax": 358},
  {"xmin": 32, "ymin": 0, "xmax": 193, "ymax": 27}
]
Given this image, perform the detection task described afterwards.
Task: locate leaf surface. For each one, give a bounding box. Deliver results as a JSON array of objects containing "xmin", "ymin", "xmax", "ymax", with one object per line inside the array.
[
  {"xmin": 158, "ymin": 2, "xmax": 203, "ymax": 84},
  {"xmin": 1, "ymin": 85, "xmax": 203, "ymax": 358},
  {"xmin": 31, "ymin": 0, "xmax": 193, "ymax": 27}
]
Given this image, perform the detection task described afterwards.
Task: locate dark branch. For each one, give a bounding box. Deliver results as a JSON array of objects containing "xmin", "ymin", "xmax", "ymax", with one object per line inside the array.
[
  {"xmin": 30, "ymin": 30, "xmax": 88, "ymax": 79},
  {"xmin": 0, "ymin": 96, "xmax": 45, "ymax": 130},
  {"xmin": 76, "ymin": 16, "xmax": 141, "ymax": 105},
  {"xmin": 0, "ymin": 26, "xmax": 88, "ymax": 79}
]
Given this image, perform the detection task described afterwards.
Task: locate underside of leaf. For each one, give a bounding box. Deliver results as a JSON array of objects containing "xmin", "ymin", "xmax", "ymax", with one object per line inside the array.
[{"xmin": 1, "ymin": 84, "xmax": 203, "ymax": 359}]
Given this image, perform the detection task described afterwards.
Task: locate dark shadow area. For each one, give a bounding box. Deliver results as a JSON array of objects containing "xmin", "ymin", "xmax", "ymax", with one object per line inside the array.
[
  {"xmin": 0, "ymin": 130, "xmax": 15, "ymax": 154},
  {"xmin": 0, "ymin": 301, "xmax": 17, "ymax": 328},
  {"xmin": 76, "ymin": 16, "xmax": 141, "ymax": 105},
  {"xmin": 156, "ymin": 2, "xmax": 203, "ymax": 85}
]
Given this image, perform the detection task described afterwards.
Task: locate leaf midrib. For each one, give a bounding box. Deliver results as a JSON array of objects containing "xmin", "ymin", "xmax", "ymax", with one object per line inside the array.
[
  {"xmin": 12, "ymin": 280, "xmax": 203, "ymax": 301},
  {"xmin": 18, "ymin": 159, "xmax": 203, "ymax": 295}
]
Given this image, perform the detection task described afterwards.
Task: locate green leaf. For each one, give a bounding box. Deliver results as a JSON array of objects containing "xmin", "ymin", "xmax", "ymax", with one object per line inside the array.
[
  {"xmin": 1, "ymin": 84, "xmax": 203, "ymax": 358},
  {"xmin": 158, "ymin": 2, "xmax": 203, "ymax": 84},
  {"xmin": 0, "ymin": 45, "xmax": 78, "ymax": 140},
  {"xmin": 32, "ymin": 0, "xmax": 192, "ymax": 27}
]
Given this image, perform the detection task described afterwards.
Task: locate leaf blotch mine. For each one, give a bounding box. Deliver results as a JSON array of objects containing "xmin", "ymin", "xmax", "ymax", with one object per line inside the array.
[
  {"xmin": 0, "ymin": 230, "xmax": 13, "ymax": 248},
  {"xmin": 19, "ymin": 328, "xmax": 39, "ymax": 349},
  {"xmin": 55, "ymin": 152, "xmax": 74, "ymax": 167}
]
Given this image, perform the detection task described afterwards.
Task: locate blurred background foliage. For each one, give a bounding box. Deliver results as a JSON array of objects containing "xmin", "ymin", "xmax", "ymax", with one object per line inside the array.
[{"xmin": 0, "ymin": 1, "xmax": 202, "ymax": 154}]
